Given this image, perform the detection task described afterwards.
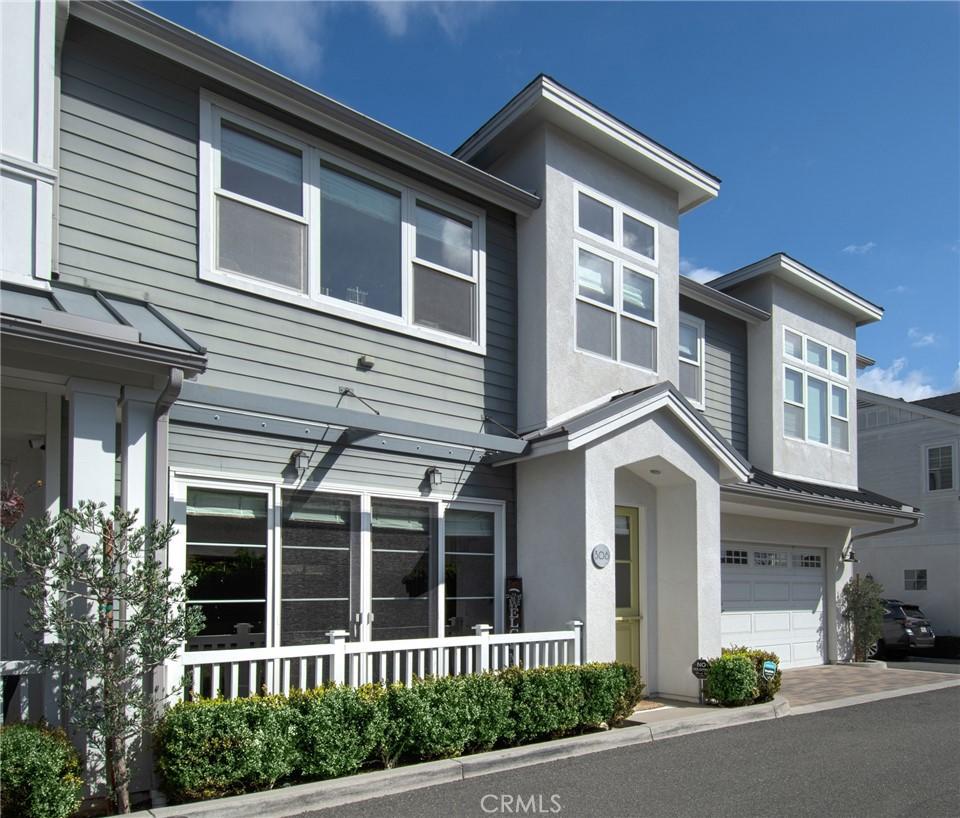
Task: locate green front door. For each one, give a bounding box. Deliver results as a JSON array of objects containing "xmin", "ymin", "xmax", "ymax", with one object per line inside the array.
[{"xmin": 614, "ymin": 507, "xmax": 641, "ymax": 671}]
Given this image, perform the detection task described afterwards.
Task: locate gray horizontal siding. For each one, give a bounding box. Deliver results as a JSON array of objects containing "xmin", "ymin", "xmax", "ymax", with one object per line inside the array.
[
  {"xmin": 680, "ymin": 296, "xmax": 748, "ymax": 457},
  {"xmin": 57, "ymin": 21, "xmax": 518, "ymax": 438}
]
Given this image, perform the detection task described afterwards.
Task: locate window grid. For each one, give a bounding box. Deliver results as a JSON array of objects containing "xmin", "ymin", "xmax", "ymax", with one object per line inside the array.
[
  {"xmin": 783, "ymin": 365, "xmax": 849, "ymax": 451},
  {"xmin": 904, "ymin": 569, "xmax": 927, "ymax": 591},
  {"xmin": 679, "ymin": 313, "xmax": 706, "ymax": 408},
  {"xmin": 721, "ymin": 549, "xmax": 748, "ymax": 565},
  {"xmin": 793, "ymin": 553, "xmax": 822, "ymax": 569},
  {"xmin": 574, "ymin": 185, "xmax": 658, "ymax": 265},
  {"xmin": 753, "ymin": 551, "xmax": 787, "ymax": 568},
  {"xmin": 926, "ymin": 445, "xmax": 955, "ymax": 492}
]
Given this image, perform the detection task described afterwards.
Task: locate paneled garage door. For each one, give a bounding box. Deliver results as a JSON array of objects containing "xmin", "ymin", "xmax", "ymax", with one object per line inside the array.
[{"xmin": 720, "ymin": 545, "xmax": 826, "ymax": 669}]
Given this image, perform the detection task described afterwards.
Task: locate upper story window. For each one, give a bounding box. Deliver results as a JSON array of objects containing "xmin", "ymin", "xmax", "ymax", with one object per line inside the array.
[
  {"xmin": 679, "ymin": 314, "xmax": 705, "ymax": 408},
  {"xmin": 575, "ymin": 187, "xmax": 657, "ymax": 263},
  {"xmin": 200, "ymin": 93, "xmax": 486, "ymax": 353},
  {"xmin": 574, "ymin": 242, "xmax": 657, "ymax": 370},
  {"xmin": 782, "ymin": 327, "xmax": 849, "ymax": 451},
  {"xmin": 926, "ymin": 444, "xmax": 955, "ymax": 492}
]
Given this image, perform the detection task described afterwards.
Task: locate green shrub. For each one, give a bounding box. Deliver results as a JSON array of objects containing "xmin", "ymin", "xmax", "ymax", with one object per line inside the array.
[
  {"xmin": 289, "ymin": 684, "xmax": 384, "ymax": 779},
  {"xmin": 0, "ymin": 724, "xmax": 83, "ymax": 818},
  {"xmin": 722, "ymin": 646, "xmax": 782, "ymax": 702},
  {"xmin": 706, "ymin": 654, "xmax": 757, "ymax": 706},
  {"xmin": 376, "ymin": 677, "xmax": 470, "ymax": 767},
  {"xmin": 578, "ymin": 663, "xmax": 645, "ymax": 726},
  {"xmin": 459, "ymin": 672, "xmax": 513, "ymax": 752},
  {"xmin": 154, "ymin": 696, "xmax": 297, "ymax": 803},
  {"xmin": 502, "ymin": 666, "xmax": 584, "ymax": 742}
]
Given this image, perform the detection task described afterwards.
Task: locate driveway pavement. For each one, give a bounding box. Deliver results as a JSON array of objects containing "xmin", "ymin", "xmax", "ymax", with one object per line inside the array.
[
  {"xmin": 885, "ymin": 656, "xmax": 960, "ymax": 674},
  {"xmin": 781, "ymin": 662, "xmax": 959, "ymax": 706}
]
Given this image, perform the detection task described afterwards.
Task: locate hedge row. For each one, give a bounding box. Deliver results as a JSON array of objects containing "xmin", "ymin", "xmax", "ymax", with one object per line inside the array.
[
  {"xmin": 0, "ymin": 724, "xmax": 84, "ymax": 818},
  {"xmin": 155, "ymin": 662, "xmax": 644, "ymax": 804},
  {"xmin": 707, "ymin": 647, "xmax": 783, "ymax": 706}
]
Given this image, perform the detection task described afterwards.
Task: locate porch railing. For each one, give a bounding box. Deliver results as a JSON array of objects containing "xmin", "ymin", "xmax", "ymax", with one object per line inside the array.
[{"xmin": 180, "ymin": 620, "xmax": 583, "ymax": 701}]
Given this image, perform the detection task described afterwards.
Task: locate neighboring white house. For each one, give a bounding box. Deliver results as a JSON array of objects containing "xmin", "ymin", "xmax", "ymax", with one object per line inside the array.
[
  {"xmin": 1, "ymin": 5, "xmax": 924, "ymax": 792},
  {"xmin": 855, "ymin": 391, "xmax": 960, "ymax": 635}
]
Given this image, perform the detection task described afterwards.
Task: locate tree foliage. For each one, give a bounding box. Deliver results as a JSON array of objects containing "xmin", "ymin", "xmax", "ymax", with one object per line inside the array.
[
  {"xmin": 1, "ymin": 501, "xmax": 204, "ymax": 813},
  {"xmin": 841, "ymin": 573, "xmax": 885, "ymax": 662}
]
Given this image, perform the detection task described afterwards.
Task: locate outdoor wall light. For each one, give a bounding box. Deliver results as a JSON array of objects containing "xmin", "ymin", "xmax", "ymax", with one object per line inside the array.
[
  {"xmin": 842, "ymin": 547, "xmax": 859, "ymax": 563},
  {"xmin": 426, "ymin": 467, "xmax": 443, "ymax": 487},
  {"xmin": 357, "ymin": 355, "xmax": 375, "ymax": 370},
  {"xmin": 291, "ymin": 449, "xmax": 310, "ymax": 474}
]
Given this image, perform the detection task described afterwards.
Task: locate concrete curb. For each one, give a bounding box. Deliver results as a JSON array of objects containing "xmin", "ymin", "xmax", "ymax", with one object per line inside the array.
[
  {"xmin": 787, "ymin": 677, "xmax": 960, "ymax": 716},
  {"xmin": 125, "ymin": 697, "xmax": 790, "ymax": 818}
]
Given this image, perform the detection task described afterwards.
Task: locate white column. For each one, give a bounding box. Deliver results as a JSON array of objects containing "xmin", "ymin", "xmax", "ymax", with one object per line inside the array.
[
  {"xmin": 67, "ymin": 380, "xmax": 120, "ymax": 510},
  {"xmin": 121, "ymin": 388, "xmax": 157, "ymax": 526}
]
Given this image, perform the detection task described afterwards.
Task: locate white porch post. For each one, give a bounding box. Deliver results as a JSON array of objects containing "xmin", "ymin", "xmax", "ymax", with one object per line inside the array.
[{"xmin": 121, "ymin": 388, "xmax": 157, "ymax": 526}]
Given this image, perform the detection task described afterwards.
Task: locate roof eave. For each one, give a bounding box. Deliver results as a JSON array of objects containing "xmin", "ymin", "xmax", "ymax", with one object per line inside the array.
[
  {"xmin": 679, "ymin": 276, "xmax": 770, "ymax": 324},
  {"xmin": 721, "ymin": 482, "xmax": 922, "ymax": 521},
  {"xmin": 70, "ymin": 1, "xmax": 540, "ymax": 216},
  {"xmin": 857, "ymin": 389, "xmax": 960, "ymax": 425}
]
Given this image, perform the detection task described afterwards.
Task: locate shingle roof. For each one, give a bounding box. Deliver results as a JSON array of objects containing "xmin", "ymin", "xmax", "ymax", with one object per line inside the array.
[
  {"xmin": 911, "ymin": 392, "xmax": 960, "ymax": 417},
  {"xmin": 748, "ymin": 468, "xmax": 916, "ymax": 512}
]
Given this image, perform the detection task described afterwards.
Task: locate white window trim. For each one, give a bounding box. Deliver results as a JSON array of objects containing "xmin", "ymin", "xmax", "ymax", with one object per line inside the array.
[
  {"xmin": 573, "ymin": 183, "xmax": 658, "ymax": 269},
  {"xmin": 923, "ymin": 441, "xmax": 957, "ymax": 494},
  {"xmin": 573, "ymin": 240, "xmax": 658, "ymax": 372},
  {"xmin": 171, "ymin": 471, "xmax": 506, "ymax": 649},
  {"xmin": 679, "ymin": 312, "xmax": 706, "ymax": 410},
  {"xmin": 199, "ymin": 91, "xmax": 487, "ymax": 355},
  {"xmin": 782, "ymin": 325, "xmax": 849, "ymax": 382}
]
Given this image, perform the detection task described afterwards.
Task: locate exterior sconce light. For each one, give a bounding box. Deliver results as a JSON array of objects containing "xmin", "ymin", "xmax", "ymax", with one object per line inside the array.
[
  {"xmin": 842, "ymin": 547, "xmax": 859, "ymax": 563},
  {"xmin": 357, "ymin": 355, "xmax": 375, "ymax": 371},
  {"xmin": 426, "ymin": 467, "xmax": 443, "ymax": 488},
  {"xmin": 291, "ymin": 449, "xmax": 309, "ymax": 475}
]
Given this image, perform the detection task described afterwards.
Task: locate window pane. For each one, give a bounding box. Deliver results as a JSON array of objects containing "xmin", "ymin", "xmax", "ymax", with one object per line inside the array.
[
  {"xmin": 615, "ymin": 515, "xmax": 630, "ymax": 561},
  {"xmin": 807, "ymin": 377, "xmax": 828, "ymax": 443},
  {"xmin": 680, "ymin": 360, "xmax": 701, "ymax": 403},
  {"xmin": 831, "ymin": 417, "xmax": 849, "ymax": 451},
  {"xmin": 623, "ymin": 214, "xmax": 654, "ymax": 258},
  {"xmin": 319, "ymin": 165, "xmax": 402, "ymax": 315},
  {"xmin": 577, "ymin": 192, "xmax": 613, "ymax": 240},
  {"xmin": 371, "ymin": 599, "xmax": 431, "ymax": 641},
  {"xmin": 623, "ymin": 268, "xmax": 654, "ymax": 322},
  {"xmin": 576, "ymin": 301, "xmax": 614, "ymax": 358},
  {"xmin": 928, "ymin": 446, "xmax": 954, "ymax": 490},
  {"xmin": 831, "ymin": 385, "xmax": 848, "ymax": 419},
  {"xmin": 188, "ymin": 545, "xmax": 266, "ymax": 601},
  {"xmin": 444, "ymin": 509, "xmax": 495, "ymax": 553},
  {"xmin": 784, "ymin": 368, "xmax": 804, "ymax": 404},
  {"xmin": 187, "ymin": 489, "xmax": 268, "ymax": 545},
  {"xmin": 784, "ymin": 330, "xmax": 803, "ymax": 359},
  {"xmin": 679, "ymin": 322, "xmax": 699, "ymax": 362},
  {"xmin": 281, "ymin": 600, "xmax": 349, "ymax": 646},
  {"xmin": 413, "ymin": 263, "xmax": 475, "ymax": 339},
  {"xmin": 445, "ymin": 597, "xmax": 494, "ymax": 637},
  {"xmin": 784, "ymin": 404, "xmax": 804, "ymax": 439},
  {"xmin": 187, "ymin": 602, "xmax": 265, "ymax": 647},
  {"xmin": 831, "ymin": 349, "xmax": 848, "ymax": 378},
  {"xmin": 281, "ymin": 491, "xmax": 357, "ymax": 548},
  {"xmin": 444, "ymin": 553, "xmax": 494, "ymax": 598},
  {"xmin": 806, "ymin": 340, "xmax": 828, "ymax": 369},
  {"xmin": 621, "ymin": 317, "xmax": 656, "ymax": 370},
  {"xmin": 416, "ymin": 203, "xmax": 473, "ymax": 276},
  {"xmin": 220, "ymin": 123, "xmax": 302, "ymax": 215},
  {"xmin": 615, "ymin": 562, "xmax": 631, "ymax": 608},
  {"xmin": 218, "ymin": 197, "xmax": 306, "ymax": 291},
  {"xmin": 577, "ymin": 248, "xmax": 614, "ymax": 305}
]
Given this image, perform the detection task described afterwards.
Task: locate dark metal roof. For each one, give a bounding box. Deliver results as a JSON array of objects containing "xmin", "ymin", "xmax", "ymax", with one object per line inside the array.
[
  {"xmin": 1, "ymin": 281, "xmax": 207, "ymax": 371},
  {"xmin": 912, "ymin": 392, "xmax": 960, "ymax": 417},
  {"xmin": 748, "ymin": 468, "xmax": 916, "ymax": 513}
]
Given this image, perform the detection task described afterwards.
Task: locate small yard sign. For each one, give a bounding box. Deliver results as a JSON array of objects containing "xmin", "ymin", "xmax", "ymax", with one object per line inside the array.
[
  {"xmin": 691, "ymin": 658, "xmax": 710, "ymax": 680},
  {"xmin": 762, "ymin": 660, "xmax": 778, "ymax": 681}
]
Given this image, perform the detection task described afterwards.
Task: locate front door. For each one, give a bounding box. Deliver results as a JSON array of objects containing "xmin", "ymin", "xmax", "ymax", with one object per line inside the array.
[{"xmin": 614, "ymin": 507, "xmax": 641, "ymax": 671}]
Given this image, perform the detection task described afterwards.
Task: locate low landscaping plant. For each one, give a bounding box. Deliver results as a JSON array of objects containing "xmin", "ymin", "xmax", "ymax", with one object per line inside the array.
[
  {"xmin": 705, "ymin": 654, "xmax": 757, "ymax": 707},
  {"xmin": 721, "ymin": 646, "xmax": 782, "ymax": 702},
  {"xmin": 0, "ymin": 723, "xmax": 84, "ymax": 818},
  {"xmin": 154, "ymin": 662, "xmax": 644, "ymax": 803}
]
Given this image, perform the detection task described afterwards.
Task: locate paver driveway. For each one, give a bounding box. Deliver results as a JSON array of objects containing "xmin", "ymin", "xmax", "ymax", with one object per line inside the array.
[{"xmin": 781, "ymin": 662, "xmax": 959, "ymax": 706}]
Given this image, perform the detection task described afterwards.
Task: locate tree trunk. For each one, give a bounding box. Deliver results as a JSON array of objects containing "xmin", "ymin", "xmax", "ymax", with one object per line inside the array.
[{"xmin": 108, "ymin": 734, "xmax": 130, "ymax": 814}]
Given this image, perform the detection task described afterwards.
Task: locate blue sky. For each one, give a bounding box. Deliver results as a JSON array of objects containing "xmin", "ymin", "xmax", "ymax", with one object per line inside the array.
[{"xmin": 143, "ymin": 1, "xmax": 960, "ymax": 398}]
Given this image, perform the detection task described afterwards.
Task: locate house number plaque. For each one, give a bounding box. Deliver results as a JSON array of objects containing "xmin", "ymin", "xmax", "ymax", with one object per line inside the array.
[{"xmin": 591, "ymin": 544, "xmax": 611, "ymax": 568}]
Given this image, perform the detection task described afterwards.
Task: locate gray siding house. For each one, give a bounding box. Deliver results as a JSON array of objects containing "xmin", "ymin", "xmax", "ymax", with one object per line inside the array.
[{"xmin": 1, "ymin": 1, "xmax": 924, "ymax": 801}]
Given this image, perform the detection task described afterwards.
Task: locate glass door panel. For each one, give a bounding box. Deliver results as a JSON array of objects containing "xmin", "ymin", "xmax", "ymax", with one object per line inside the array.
[
  {"xmin": 614, "ymin": 507, "xmax": 641, "ymax": 671},
  {"xmin": 444, "ymin": 508, "xmax": 496, "ymax": 636}
]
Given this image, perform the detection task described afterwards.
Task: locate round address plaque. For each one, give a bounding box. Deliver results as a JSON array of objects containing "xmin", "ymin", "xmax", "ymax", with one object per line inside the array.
[{"xmin": 591, "ymin": 543, "xmax": 611, "ymax": 569}]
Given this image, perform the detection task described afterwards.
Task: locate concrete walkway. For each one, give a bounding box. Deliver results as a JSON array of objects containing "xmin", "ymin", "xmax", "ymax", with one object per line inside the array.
[{"xmin": 781, "ymin": 662, "xmax": 959, "ymax": 706}]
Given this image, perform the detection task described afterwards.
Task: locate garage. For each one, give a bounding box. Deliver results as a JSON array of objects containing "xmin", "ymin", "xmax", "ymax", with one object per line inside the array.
[{"xmin": 720, "ymin": 544, "xmax": 826, "ymax": 668}]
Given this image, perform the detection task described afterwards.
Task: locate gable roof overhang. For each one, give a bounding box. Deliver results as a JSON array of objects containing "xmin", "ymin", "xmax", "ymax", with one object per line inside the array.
[
  {"xmin": 857, "ymin": 389, "xmax": 960, "ymax": 425},
  {"xmin": 679, "ymin": 276, "xmax": 770, "ymax": 324},
  {"xmin": 709, "ymin": 253, "xmax": 884, "ymax": 326},
  {"xmin": 454, "ymin": 75, "xmax": 721, "ymax": 214},
  {"xmin": 69, "ymin": 1, "xmax": 540, "ymax": 217},
  {"xmin": 495, "ymin": 382, "xmax": 752, "ymax": 483}
]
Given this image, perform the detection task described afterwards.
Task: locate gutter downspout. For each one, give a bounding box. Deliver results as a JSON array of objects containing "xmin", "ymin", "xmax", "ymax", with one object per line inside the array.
[
  {"xmin": 153, "ymin": 367, "xmax": 183, "ymax": 523},
  {"xmin": 845, "ymin": 517, "xmax": 921, "ymax": 561}
]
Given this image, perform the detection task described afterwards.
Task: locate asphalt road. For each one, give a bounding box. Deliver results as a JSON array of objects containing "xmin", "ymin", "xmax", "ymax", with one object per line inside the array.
[
  {"xmin": 885, "ymin": 657, "xmax": 960, "ymax": 674},
  {"xmin": 297, "ymin": 687, "xmax": 960, "ymax": 818}
]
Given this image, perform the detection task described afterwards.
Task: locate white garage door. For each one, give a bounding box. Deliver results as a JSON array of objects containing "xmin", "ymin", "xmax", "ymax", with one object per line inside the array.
[{"xmin": 720, "ymin": 545, "xmax": 826, "ymax": 669}]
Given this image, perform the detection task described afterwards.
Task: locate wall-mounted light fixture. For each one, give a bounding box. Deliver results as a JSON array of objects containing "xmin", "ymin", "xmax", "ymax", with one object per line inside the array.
[
  {"xmin": 842, "ymin": 547, "xmax": 859, "ymax": 563},
  {"xmin": 426, "ymin": 467, "xmax": 443, "ymax": 488},
  {"xmin": 28, "ymin": 437, "xmax": 46, "ymax": 451},
  {"xmin": 291, "ymin": 449, "xmax": 309, "ymax": 476},
  {"xmin": 357, "ymin": 355, "xmax": 375, "ymax": 371}
]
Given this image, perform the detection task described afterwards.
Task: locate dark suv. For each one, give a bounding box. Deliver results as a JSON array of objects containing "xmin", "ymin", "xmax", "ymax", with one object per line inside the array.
[{"xmin": 872, "ymin": 599, "xmax": 936, "ymax": 658}]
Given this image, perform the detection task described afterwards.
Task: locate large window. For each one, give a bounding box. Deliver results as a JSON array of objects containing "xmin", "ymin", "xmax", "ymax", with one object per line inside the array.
[
  {"xmin": 926, "ymin": 444, "xmax": 955, "ymax": 492},
  {"xmin": 201, "ymin": 95, "xmax": 486, "ymax": 352},
  {"xmin": 176, "ymin": 479, "xmax": 504, "ymax": 651},
  {"xmin": 679, "ymin": 314, "xmax": 705, "ymax": 407},
  {"xmin": 575, "ymin": 187, "xmax": 657, "ymax": 263},
  {"xmin": 783, "ymin": 327, "xmax": 849, "ymax": 451}
]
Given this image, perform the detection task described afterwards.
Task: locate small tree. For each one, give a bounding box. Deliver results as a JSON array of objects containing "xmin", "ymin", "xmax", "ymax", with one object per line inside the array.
[
  {"xmin": 1, "ymin": 501, "xmax": 203, "ymax": 813},
  {"xmin": 841, "ymin": 573, "xmax": 885, "ymax": 662}
]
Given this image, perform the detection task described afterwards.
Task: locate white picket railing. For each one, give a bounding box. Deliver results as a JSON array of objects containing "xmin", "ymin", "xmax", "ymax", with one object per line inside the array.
[{"xmin": 180, "ymin": 621, "xmax": 583, "ymax": 701}]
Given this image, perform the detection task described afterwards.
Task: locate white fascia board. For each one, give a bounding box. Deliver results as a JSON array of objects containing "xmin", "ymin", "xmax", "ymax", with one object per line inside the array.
[
  {"xmin": 857, "ymin": 389, "xmax": 960, "ymax": 425},
  {"xmin": 456, "ymin": 76, "xmax": 720, "ymax": 214},
  {"xmin": 69, "ymin": 1, "xmax": 539, "ymax": 216},
  {"xmin": 712, "ymin": 254, "xmax": 884, "ymax": 325}
]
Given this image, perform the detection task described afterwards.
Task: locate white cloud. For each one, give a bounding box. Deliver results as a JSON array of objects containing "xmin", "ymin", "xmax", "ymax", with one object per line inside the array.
[
  {"xmin": 858, "ymin": 358, "xmax": 939, "ymax": 401},
  {"xmin": 679, "ymin": 257, "xmax": 723, "ymax": 284},
  {"xmin": 907, "ymin": 327, "xmax": 937, "ymax": 348},
  {"xmin": 887, "ymin": 284, "xmax": 909, "ymax": 295},
  {"xmin": 200, "ymin": 2, "xmax": 327, "ymax": 74},
  {"xmin": 841, "ymin": 241, "xmax": 876, "ymax": 255},
  {"xmin": 370, "ymin": 1, "xmax": 489, "ymax": 40}
]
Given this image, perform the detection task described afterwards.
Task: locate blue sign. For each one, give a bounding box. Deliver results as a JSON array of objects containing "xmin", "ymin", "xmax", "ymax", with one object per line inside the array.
[{"xmin": 762, "ymin": 660, "xmax": 778, "ymax": 681}]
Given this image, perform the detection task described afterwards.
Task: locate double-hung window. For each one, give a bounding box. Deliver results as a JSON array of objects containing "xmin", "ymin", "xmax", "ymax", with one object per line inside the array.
[
  {"xmin": 783, "ymin": 327, "xmax": 850, "ymax": 450},
  {"xmin": 679, "ymin": 314, "xmax": 706, "ymax": 407},
  {"xmin": 200, "ymin": 94, "xmax": 485, "ymax": 352},
  {"xmin": 926, "ymin": 444, "xmax": 955, "ymax": 492},
  {"xmin": 573, "ymin": 186, "xmax": 658, "ymax": 371}
]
